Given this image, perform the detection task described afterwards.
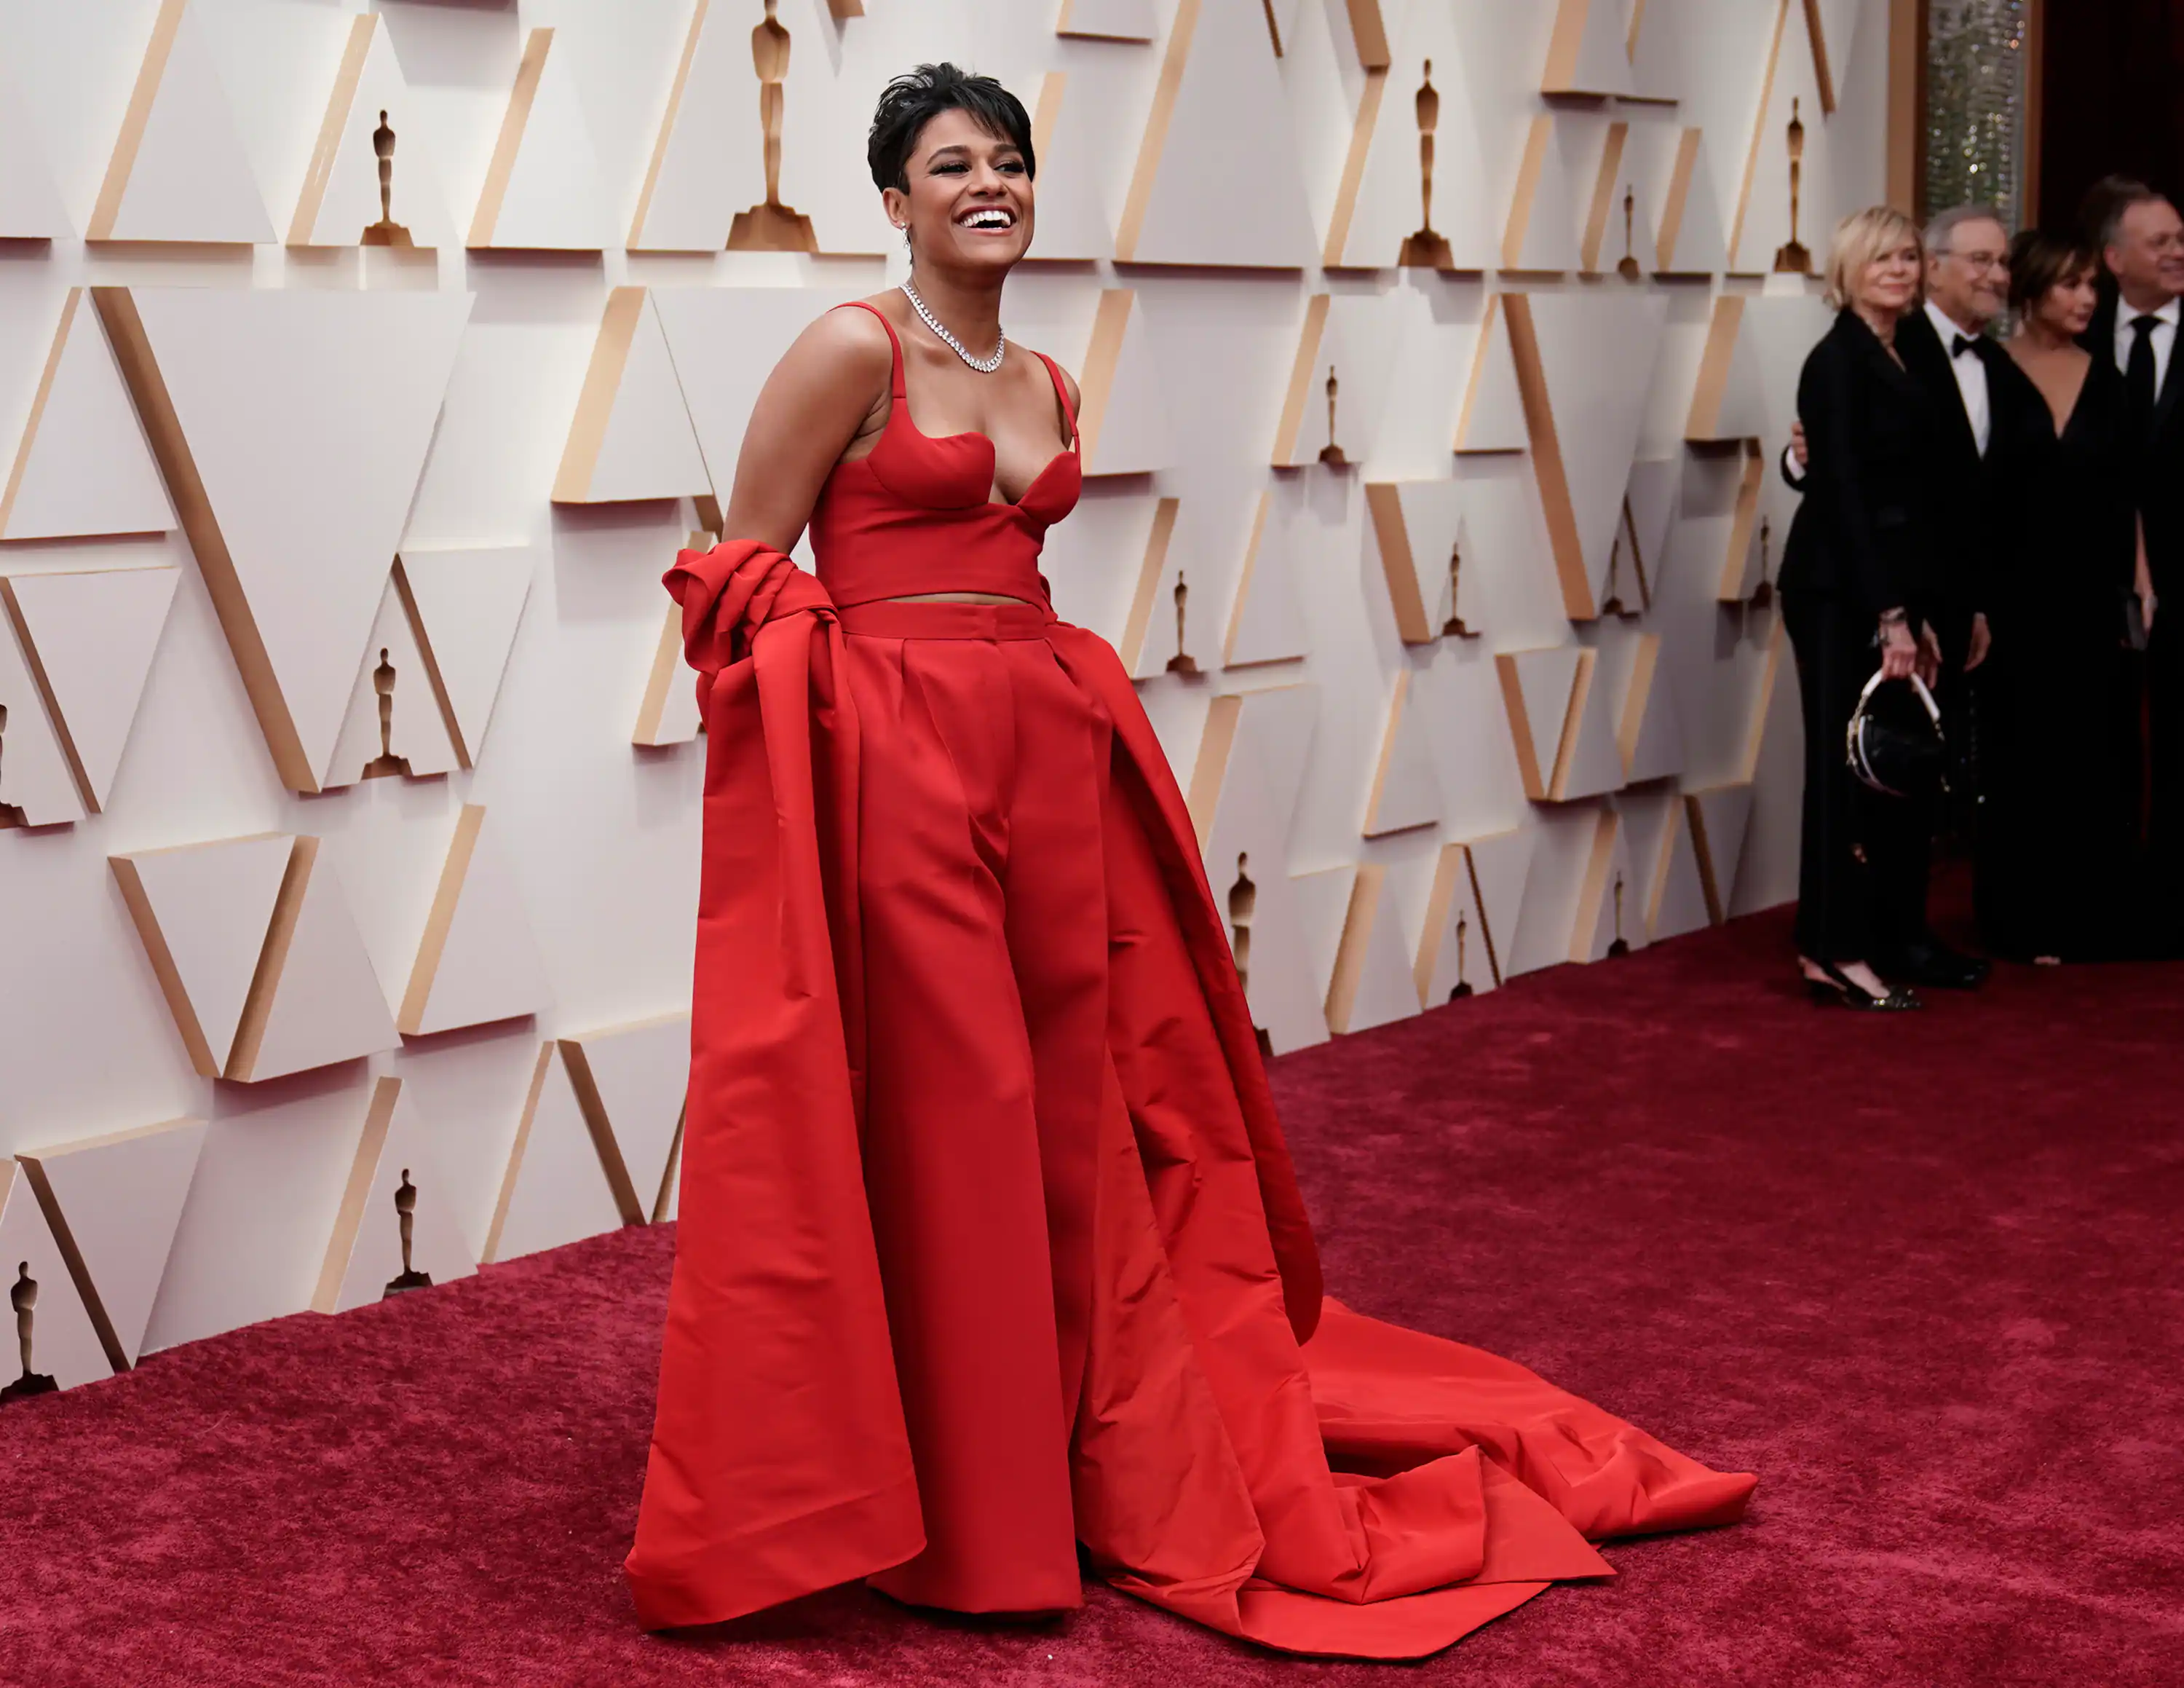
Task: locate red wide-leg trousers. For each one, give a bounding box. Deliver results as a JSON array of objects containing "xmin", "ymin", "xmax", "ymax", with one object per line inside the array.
[{"xmin": 843, "ymin": 600, "xmax": 1111, "ymax": 1613}]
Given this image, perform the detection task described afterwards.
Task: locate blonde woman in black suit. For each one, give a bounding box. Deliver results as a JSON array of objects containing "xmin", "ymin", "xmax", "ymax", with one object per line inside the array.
[{"xmin": 1777, "ymin": 206, "xmax": 1941, "ymax": 1009}]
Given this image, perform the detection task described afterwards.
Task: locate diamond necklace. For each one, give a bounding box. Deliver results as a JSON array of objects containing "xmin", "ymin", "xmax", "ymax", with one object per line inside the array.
[{"xmin": 899, "ymin": 279, "xmax": 1005, "ymax": 374}]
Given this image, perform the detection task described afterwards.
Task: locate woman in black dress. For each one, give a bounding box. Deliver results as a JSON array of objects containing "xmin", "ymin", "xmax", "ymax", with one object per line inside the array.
[
  {"xmin": 1976, "ymin": 231, "xmax": 2148, "ymax": 961},
  {"xmin": 1777, "ymin": 206, "xmax": 1939, "ymax": 1009}
]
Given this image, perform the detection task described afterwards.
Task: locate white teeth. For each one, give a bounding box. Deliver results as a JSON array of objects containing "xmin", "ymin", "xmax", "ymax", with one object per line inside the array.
[{"xmin": 957, "ymin": 208, "xmax": 1013, "ymax": 229}]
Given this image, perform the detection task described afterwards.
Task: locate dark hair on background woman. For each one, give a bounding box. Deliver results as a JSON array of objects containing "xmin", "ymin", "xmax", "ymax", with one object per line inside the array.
[
  {"xmin": 868, "ymin": 63, "xmax": 1035, "ymax": 192},
  {"xmin": 2006, "ymin": 227, "xmax": 2099, "ymax": 315}
]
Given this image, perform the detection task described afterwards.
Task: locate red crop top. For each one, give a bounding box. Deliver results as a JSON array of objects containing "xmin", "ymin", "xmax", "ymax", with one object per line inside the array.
[{"xmin": 806, "ymin": 301, "xmax": 1082, "ymax": 608}]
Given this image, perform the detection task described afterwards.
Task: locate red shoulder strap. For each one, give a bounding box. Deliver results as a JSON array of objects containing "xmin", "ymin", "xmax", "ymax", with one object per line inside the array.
[
  {"xmin": 1034, "ymin": 352, "xmax": 1079, "ymax": 449},
  {"xmin": 834, "ymin": 300, "xmax": 906, "ymax": 399}
]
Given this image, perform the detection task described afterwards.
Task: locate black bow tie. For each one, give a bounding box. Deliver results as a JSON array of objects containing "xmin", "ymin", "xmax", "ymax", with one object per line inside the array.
[{"xmin": 1951, "ymin": 334, "xmax": 1981, "ymax": 359}]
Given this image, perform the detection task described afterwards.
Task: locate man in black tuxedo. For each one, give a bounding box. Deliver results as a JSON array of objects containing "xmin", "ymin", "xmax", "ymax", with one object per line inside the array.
[
  {"xmin": 2084, "ymin": 181, "xmax": 2184, "ymax": 929},
  {"xmin": 1785, "ymin": 204, "xmax": 2027, "ymax": 987}
]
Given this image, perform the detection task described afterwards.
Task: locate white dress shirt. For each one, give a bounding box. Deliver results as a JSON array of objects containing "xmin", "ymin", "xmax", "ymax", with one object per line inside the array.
[
  {"xmin": 1924, "ymin": 299, "xmax": 1991, "ymax": 457},
  {"xmin": 2113, "ymin": 294, "xmax": 2180, "ymax": 397}
]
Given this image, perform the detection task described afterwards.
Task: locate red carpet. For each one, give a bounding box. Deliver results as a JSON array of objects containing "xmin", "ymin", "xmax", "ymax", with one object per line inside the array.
[{"xmin": 4, "ymin": 902, "xmax": 2178, "ymax": 1687}]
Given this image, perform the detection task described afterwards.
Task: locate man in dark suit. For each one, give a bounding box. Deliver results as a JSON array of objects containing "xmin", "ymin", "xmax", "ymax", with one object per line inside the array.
[
  {"xmin": 1786, "ymin": 204, "xmax": 2027, "ymax": 987},
  {"xmin": 2084, "ymin": 180, "xmax": 2184, "ymax": 931}
]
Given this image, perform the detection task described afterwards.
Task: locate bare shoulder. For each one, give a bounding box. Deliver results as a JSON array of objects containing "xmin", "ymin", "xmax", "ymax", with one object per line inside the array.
[{"xmin": 778, "ymin": 299, "xmax": 895, "ymax": 391}]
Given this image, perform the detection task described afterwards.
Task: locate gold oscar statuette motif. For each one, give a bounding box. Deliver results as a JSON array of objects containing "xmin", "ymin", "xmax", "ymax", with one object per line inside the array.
[
  {"xmin": 0, "ymin": 1263, "xmax": 58, "ymax": 1403},
  {"xmin": 361, "ymin": 110, "xmax": 413, "ymax": 247},
  {"xmin": 1398, "ymin": 61, "xmax": 1454, "ymax": 270},
  {"xmin": 728, "ymin": 0, "xmax": 819, "ymax": 253},
  {"xmin": 1227, "ymin": 852, "xmax": 1256, "ymax": 994},
  {"xmin": 1449, "ymin": 909, "xmax": 1475, "ymax": 999},
  {"xmin": 1166, "ymin": 570, "xmax": 1200, "ymax": 676},
  {"xmin": 361, "ymin": 647, "xmax": 415, "ymax": 781},
  {"xmin": 1749, "ymin": 515, "xmax": 1776, "ymax": 608},
  {"xmin": 383, "ymin": 1169, "xmax": 434, "ymax": 1298},
  {"xmin": 1441, "ymin": 537, "xmax": 1476, "ymax": 638},
  {"xmin": 0, "ymin": 703, "xmax": 26, "ymax": 829},
  {"xmin": 1607, "ymin": 871, "xmax": 1631, "ymax": 958},
  {"xmin": 1226, "ymin": 853, "xmax": 1275, "ymax": 1058},
  {"xmin": 1617, "ymin": 184, "xmax": 1642, "ymax": 281},
  {"xmin": 1773, "ymin": 98, "xmax": 1811, "ymax": 275},
  {"xmin": 1318, "ymin": 366, "xmax": 1349, "ymax": 468}
]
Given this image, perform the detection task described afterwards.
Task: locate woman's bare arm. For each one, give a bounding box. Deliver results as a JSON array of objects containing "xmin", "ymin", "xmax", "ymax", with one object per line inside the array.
[{"xmin": 718, "ymin": 307, "xmax": 894, "ymax": 554}]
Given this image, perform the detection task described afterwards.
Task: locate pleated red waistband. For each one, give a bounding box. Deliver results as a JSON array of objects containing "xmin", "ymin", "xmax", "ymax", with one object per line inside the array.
[{"xmin": 836, "ymin": 599, "xmax": 1056, "ymax": 641}]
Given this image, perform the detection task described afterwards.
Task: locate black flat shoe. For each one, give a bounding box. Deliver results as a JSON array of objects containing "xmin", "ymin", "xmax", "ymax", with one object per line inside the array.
[{"xmin": 1805, "ymin": 961, "xmax": 1923, "ymax": 1011}]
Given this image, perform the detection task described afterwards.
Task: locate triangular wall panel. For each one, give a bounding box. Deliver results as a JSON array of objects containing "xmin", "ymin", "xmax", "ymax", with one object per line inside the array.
[
  {"xmin": 1495, "ymin": 645, "xmax": 1583, "ymax": 802},
  {"xmin": 1325, "ymin": 864, "xmax": 1417, "ymax": 1035},
  {"xmin": 1548, "ymin": 647, "xmax": 1625, "ymax": 802},
  {"xmin": 1685, "ymin": 295, "xmax": 1771, "ymax": 441},
  {"xmin": 108, "ymin": 833, "xmax": 293, "ymax": 1078},
  {"xmin": 1500, "ymin": 116, "xmax": 1583, "ymax": 274},
  {"xmin": 0, "ymin": 1163, "xmax": 111, "ymax": 1392},
  {"xmin": 483, "ymin": 1042, "xmax": 629, "ymax": 1263},
  {"xmin": 1728, "ymin": 1, "xmax": 1835, "ymax": 276},
  {"xmin": 1543, "ymin": 0, "xmax": 1635, "ymax": 96},
  {"xmin": 1465, "ymin": 825, "xmax": 1537, "ymax": 983},
  {"xmin": 554, "ymin": 288, "xmax": 711, "ymax": 505},
  {"xmin": 96, "ymin": 285, "xmax": 474, "ymax": 793},
  {"xmin": 87, "ymin": 0, "xmax": 273, "ymax": 244},
  {"xmin": 1503, "ymin": 289, "xmax": 1666, "ymax": 620},
  {"xmin": 1570, "ymin": 805, "xmax": 1643, "ymax": 960},
  {"xmin": 1362, "ymin": 668, "xmax": 1441, "ymax": 836},
  {"xmin": 1646, "ymin": 797, "xmax": 1713, "ymax": 941},
  {"xmin": 288, "ymin": 13, "xmax": 455, "ymax": 249},
  {"xmin": 1329, "ymin": 23, "xmax": 1493, "ymax": 270},
  {"xmin": 1075, "ymin": 291, "xmax": 1174, "ymax": 477},
  {"xmin": 395, "ymin": 547, "xmax": 534, "ymax": 770},
  {"xmin": 1223, "ymin": 491, "xmax": 1311, "ymax": 669},
  {"xmin": 1688, "ymin": 781, "xmax": 1757, "ymax": 925},
  {"xmin": 0, "ymin": 57, "xmax": 70, "ymax": 238},
  {"xmin": 1186, "ymin": 683, "xmax": 1326, "ymax": 1054},
  {"xmin": 397, "ymin": 805, "xmax": 552, "ymax": 1038},
  {"xmin": 16, "ymin": 1117, "xmax": 207, "ymax": 1371},
  {"xmin": 628, "ymin": 0, "xmax": 875, "ymax": 255},
  {"xmin": 0, "ymin": 291, "xmax": 175, "ymax": 543},
  {"xmin": 1415, "ymin": 840, "xmax": 1498, "ymax": 1003},
  {"xmin": 1653, "ymin": 127, "xmax": 1730, "ymax": 275},
  {"xmin": 468, "ymin": 28, "xmax": 610, "ymax": 251},
  {"xmin": 0, "ymin": 563, "xmax": 177, "ymax": 813},
  {"xmin": 326, "ymin": 572, "xmax": 462, "ymax": 789},
  {"xmin": 312, "ymin": 1078, "xmax": 476, "ymax": 1314},
  {"xmin": 229, "ymin": 837, "xmax": 400, "ymax": 1085},
  {"xmin": 560, "ymin": 1014, "xmax": 690, "ymax": 1226},
  {"xmin": 1365, "ymin": 480, "xmax": 1474, "ymax": 644},
  {"xmin": 1454, "ymin": 296, "xmax": 1528, "ymax": 454},
  {"xmin": 1025, "ymin": 72, "xmax": 1115, "ymax": 261},
  {"xmin": 655, "ymin": 287, "xmax": 863, "ymax": 497},
  {"xmin": 1115, "ymin": 0, "xmax": 1317, "ymax": 267}
]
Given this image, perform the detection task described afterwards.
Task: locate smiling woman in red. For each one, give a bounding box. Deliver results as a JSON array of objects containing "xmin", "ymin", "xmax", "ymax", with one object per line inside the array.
[{"xmin": 626, "ymin": 63, "xmax": 1754, "ymax": 1660}]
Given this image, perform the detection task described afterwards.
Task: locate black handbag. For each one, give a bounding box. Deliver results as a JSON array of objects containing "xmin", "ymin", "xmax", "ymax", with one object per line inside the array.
[{"xmin": 1846, "ymin": 670, "xmax": 1946, "ymax": 799}]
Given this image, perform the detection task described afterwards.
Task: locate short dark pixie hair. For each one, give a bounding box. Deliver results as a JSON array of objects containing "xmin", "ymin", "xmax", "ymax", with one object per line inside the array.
[
  {"xmin": 867, "ymin": 63, "xmax": 1034, "ymax": 192},
  {"xmin": 2007, "ymin": 227, "xmax": 2098, "ymax": 314}
]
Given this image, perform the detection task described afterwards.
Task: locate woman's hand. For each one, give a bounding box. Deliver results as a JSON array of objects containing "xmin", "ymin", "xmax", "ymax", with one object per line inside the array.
[
  {"xmin": 1915, "ymin": 621, "xmax": 1942, "ymax": 688},
  {"xmin": 1879, "ymin": 615, "xmax": 1917, "ymax": 681}
]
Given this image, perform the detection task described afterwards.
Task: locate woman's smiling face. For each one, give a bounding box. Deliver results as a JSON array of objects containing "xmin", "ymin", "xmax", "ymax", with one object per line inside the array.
[{"xmin": 885, "ymin": 106, "xmax": 1034, "ymax": 272}]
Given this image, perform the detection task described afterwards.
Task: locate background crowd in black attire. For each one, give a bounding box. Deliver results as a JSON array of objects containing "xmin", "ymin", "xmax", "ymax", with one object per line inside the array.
[{"xmin": 1779, "ymin": 178, "xmax": 2183, "ymax": 1007}]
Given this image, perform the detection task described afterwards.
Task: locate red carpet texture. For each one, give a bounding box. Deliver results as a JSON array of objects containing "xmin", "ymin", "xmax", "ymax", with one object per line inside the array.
[{"xmin": 1, "ymin": 903, "xmax": 2178, "ymax": 1687}]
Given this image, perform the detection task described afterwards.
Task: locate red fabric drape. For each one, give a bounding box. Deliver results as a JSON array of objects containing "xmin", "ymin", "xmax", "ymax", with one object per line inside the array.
[{"xmin": 627, "ymin": 543, "xmax": 1754, "ymax": 1659}]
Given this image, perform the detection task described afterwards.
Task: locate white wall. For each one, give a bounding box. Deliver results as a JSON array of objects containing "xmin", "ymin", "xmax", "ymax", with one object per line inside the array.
[{"xmin": 0, "ymin": 0, "xmax": 1883, "ymax": 1377}]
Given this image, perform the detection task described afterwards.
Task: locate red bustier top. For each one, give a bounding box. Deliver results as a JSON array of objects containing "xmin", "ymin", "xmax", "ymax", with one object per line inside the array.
[{"xmin": 807, "ymin": 301, "xmax": 1082, "ymax": 608}]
